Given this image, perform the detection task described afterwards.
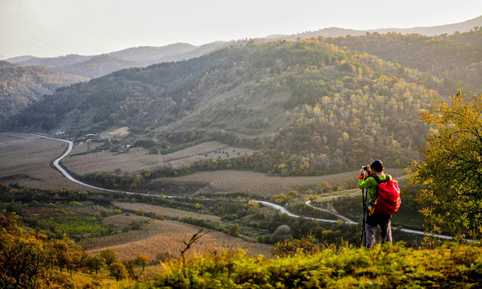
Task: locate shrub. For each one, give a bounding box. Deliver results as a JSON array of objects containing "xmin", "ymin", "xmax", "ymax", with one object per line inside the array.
[{"xmin": 273, "ymin": 225, "xmax": 292, "ymax": 236}]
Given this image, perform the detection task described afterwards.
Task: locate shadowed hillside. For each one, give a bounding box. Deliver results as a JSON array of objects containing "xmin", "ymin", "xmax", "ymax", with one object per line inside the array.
[{"xmin": 0, "ymin": 61, "xmax": 87, "ymax": 126}]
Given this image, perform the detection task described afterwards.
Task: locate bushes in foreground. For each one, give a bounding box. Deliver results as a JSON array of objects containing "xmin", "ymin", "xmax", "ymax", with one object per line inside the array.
[{"xmin": 143, "ymin": 242, "xmax": 482, "ymax": 288}]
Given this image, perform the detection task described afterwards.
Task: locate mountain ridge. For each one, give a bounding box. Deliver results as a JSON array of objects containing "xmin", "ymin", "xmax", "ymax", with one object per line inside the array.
[{"xmin": 6, "ymin": 15, "xmax": 482, "ymax": 79}]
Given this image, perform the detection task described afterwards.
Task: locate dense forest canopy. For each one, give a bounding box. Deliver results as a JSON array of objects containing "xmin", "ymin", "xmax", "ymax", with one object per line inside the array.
[
  {"xmin": 0, "ymin": 62, "xmax": 87, "ymax": 126},
  {"xmin": 324, "ymin": 32, "xmax": 482, "ymax": 90}
]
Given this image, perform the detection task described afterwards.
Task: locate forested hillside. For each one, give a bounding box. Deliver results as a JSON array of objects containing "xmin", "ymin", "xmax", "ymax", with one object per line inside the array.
[
  {"xmin": 448, "ymin": 27, "xmax": 482, "ymax": 47},
  {"xmin": 7, "ymin": 39, "xmax": 472, "ymax": 173},
  {"xmin": 324, "ymin": 32, "xmax": 482, "ymax": 89},
  {"xmin": 0, "ymin": 62, "xmax": 87, "ymax": 126}
]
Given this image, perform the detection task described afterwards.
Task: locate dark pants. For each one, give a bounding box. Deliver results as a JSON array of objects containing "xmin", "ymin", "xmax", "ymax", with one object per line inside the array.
[{"xmin": 365, "ymin": 212, "xmax": 392, "ymax": 249}]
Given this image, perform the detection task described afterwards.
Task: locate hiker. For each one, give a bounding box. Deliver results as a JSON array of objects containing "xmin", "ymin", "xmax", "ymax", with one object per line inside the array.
[{"xmin": 358, "ymin": 159, "xmax": 399, "ymax": 249}]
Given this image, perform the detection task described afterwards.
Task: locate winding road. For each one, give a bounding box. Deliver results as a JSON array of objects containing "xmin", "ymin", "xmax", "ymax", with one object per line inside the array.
[{"xmin": 38, "ymin": 134, "xmax": 459, "ymax": 241}]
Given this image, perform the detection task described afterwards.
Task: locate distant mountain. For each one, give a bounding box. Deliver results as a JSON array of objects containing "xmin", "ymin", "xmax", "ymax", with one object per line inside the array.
[
  {"xmin": 5, "ymin": 55, "xmax": 35, "ymax": 63},
  {"xmin": 274, "ymin": 15, "xmax": 482, "ymax": 41},
  {"xmin": 145, "ymin": 40, "xmax": 248, "ymax": 65},
  {"xmin": 0, "ymin": 61, "xmax": 87, "ymax": 126},
  {"xmin": 53, "ymin": 54, "xmax": 144, "ymax": 79},
  {"xmin": 280, "ymin": 27, "xmax": 367, "ymax": 41},
  {"xmin": 18, "ymin": 54, "xmax": 91, "ymax": 68},
  {"xmin": 6, "ymin": 43, "xmax": 227, "ymax": 79},
  {"xmin": 5, "ymin": 15, "xmax": 482, "ymax": 83},
  {"xmin": 372, "ymin": 15, "xmax": 482, "ymax": 36},
  {"xmin": 108, "ymin": 43, "xmax": 197, "ymax": 62}
]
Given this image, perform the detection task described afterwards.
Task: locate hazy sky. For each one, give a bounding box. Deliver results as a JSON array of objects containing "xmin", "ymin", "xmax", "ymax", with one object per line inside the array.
[{"xmin": 1, "ymin": 0, "xmax": 482, "ymax": 58}]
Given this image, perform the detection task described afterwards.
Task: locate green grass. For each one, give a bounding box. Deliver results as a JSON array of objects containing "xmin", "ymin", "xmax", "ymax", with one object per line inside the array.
[{"xmin": 40, "ymin": 216, "xmax": 111, "ymax": 237}]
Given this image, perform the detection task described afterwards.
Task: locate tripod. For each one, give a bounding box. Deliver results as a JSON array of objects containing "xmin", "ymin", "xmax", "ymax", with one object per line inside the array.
[{"xmin": 361, "ymin": 180, "xmax": 369, "ymax": 247}]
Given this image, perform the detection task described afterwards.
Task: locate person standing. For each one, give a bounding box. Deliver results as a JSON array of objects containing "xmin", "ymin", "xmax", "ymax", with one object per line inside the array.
[{"xmin": 358, "ymin": 159, "xmax": 394, "ymax": 249}]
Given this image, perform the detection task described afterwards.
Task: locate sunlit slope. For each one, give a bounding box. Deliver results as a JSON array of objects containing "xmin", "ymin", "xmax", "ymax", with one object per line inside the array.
[
  {"xmin": 325, "ymin": 33, "xmax": 482, "ymax": 89},
  {"xmin": 6, "ymin": 39, "xmax": 473, "ymax": 170}
]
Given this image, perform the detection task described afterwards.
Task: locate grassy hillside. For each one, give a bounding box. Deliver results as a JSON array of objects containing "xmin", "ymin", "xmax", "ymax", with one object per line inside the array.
[{"xmin": 0, "ymin": 62, "xmax": 87, "ymax": 126}]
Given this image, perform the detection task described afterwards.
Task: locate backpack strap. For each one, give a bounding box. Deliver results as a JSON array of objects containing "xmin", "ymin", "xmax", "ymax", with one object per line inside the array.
[{"xmin": 373, "ymin": 175, "xmax": 390, "ymax": 184}]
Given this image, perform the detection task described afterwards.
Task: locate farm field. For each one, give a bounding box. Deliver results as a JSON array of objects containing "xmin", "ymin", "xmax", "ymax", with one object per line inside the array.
[
  {"xmin": 112, "ymin": 202, "xmax": 221, "ymax": 222},
  {"xmin": 69, "ymin": 141, "xmax": 104, "ymax": 155},
  {"xmin": 168, "ymin": 145, "xmax": 255, "ymax": 167},
  {"xmin": 162, "ymin": 141, "xmax": 229, "ymax": 161},
  {"xmin": 160, "ymin": 169, "xmax": 405, "ymax": 197},
  {"xmin": 62, "ymin": 146, "xmax": 158, "ymax": 175},
  {"xmin": 81, "ymin": 215, "xmax": 273, "ymax": 260},
  {"xmin": 0, "ymin": 133, "xmax": 88, "ymax": 191},
  {"xmin": 63, "ymin": 141, "xmax": 255, "ymax": 175},
  {"xmin": 99, "ymin": 126, "xmax": 130, "ymax": 139},
  {"xmin": 102, "ymin": 214, "xmax": 151, "ymax": 229}
]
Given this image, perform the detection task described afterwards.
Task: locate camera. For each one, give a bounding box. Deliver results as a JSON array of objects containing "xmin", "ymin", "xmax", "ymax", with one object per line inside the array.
[{"xmin": 363, "ymin": 165, "xmax": 370, "ymax": 171}]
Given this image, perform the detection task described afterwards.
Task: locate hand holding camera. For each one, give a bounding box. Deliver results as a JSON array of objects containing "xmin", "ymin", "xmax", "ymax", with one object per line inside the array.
[{"xmin": 360, "ymin": 165, "xmax": 371, "ymax": 176}]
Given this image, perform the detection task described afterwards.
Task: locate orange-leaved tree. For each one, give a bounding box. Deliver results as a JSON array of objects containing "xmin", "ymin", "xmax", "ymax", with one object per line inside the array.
[{"xmin": 409, "ymin": 90, "xmax": 482, "ymax": 240}]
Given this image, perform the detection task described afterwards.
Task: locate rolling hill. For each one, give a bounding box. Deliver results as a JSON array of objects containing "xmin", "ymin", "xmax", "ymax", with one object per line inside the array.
[
  {"xmin": 18, "ymin": 54, "xmax": 91, "ymax": 68},
  {"xmin": 6, "ymin": 15, "xmax": 481, "ymax": 81},
  {"xmin": 277, "ymin": 15, "xmax": 482, "ymax": 41},
  {"xmin": 323, "ymin": 32, "xmax": 482, "ymax": 89},
  {"xmin": 108, "ymin": 43, "xmax": 197, "ymax": 62},
  {"xmin": 0, "ymin": 61, "xmax": 87, "ymax": 126},
  {"xmin": 53, "ymin": 54, "xmax": 144, "ymax": 79},
  {"xmin": 5, "ymin": 42, "xmax": 243, "ymax": 79},
  {"xmin": 448, "ymin": 28, "xmax": 482, "ymax": 47},
  {"xmin": 6, "ymin": 39, "xmax": 474, "ymax": 173}
]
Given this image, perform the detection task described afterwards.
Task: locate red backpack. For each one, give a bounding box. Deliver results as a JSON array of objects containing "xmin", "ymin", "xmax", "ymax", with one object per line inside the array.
[{"xmin": 373, "ymin": 175, "xmax": 401, "ymax": 215}]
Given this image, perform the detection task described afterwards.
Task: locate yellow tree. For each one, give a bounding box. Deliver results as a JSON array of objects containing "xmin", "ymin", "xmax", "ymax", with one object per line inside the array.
[{"xmin": 409, "ymin": 91, "xmax": 482, "ymax": 239}]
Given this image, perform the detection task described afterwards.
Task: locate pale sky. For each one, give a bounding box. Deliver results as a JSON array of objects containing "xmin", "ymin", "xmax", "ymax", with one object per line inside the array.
[{"xmin": 1, "ymin": 0, "xmax": 482, "ymax": 59}]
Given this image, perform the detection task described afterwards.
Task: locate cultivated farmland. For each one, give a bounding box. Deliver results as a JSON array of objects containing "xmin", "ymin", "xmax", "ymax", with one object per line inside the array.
[
  {"xmin": 0, "ymin": 133, "xmax": 88, "ymax": 191},
  {"xmin": 62, "ymin": 141, "xmax": 254, "ymax": 175},
  {"xmin": 160, "ymin": 169, "xmax": 405, "ymax": 197},
  {"xmin": 69, "ymin": 141, "xmax": 104, "ymax": 155},
  {"xmin": 112, "ymin": 202, "xmax": 221, "ymax": 222},
  {"xmin": 81, "ymin": 217, "xmax": 273, "ymax": 260},
  {"xmin": 167, "ymin": 145, "xmax": 255, "ymax": 167},
  {"xmin": 102, "ymin": 214, "xmax": 151, "ymax": 229},
  {"xmin": 62, "ymin": 146, "xmax": 158, "ymax": 175},
  {"xmin": 162, "ymin": 141, "xmax": 229, "ymax": 162}
]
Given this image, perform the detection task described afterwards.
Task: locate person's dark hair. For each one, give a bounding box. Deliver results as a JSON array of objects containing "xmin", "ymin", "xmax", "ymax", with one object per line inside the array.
[{"xmin": 371, "ymin": 159, "xmax": 384, "ymax": 172}]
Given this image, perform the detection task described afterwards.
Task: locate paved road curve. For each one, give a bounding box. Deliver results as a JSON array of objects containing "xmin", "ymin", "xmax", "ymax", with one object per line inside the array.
[{"xmin": 36, "ymin": 134, "xmax": 460, "ymax": 241}]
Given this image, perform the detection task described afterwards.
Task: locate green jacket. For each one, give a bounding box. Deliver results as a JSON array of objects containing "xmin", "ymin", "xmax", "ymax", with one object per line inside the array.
[{"xmin": 358, "ymin": 174, "xmax": 391, "ymax": 200}]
